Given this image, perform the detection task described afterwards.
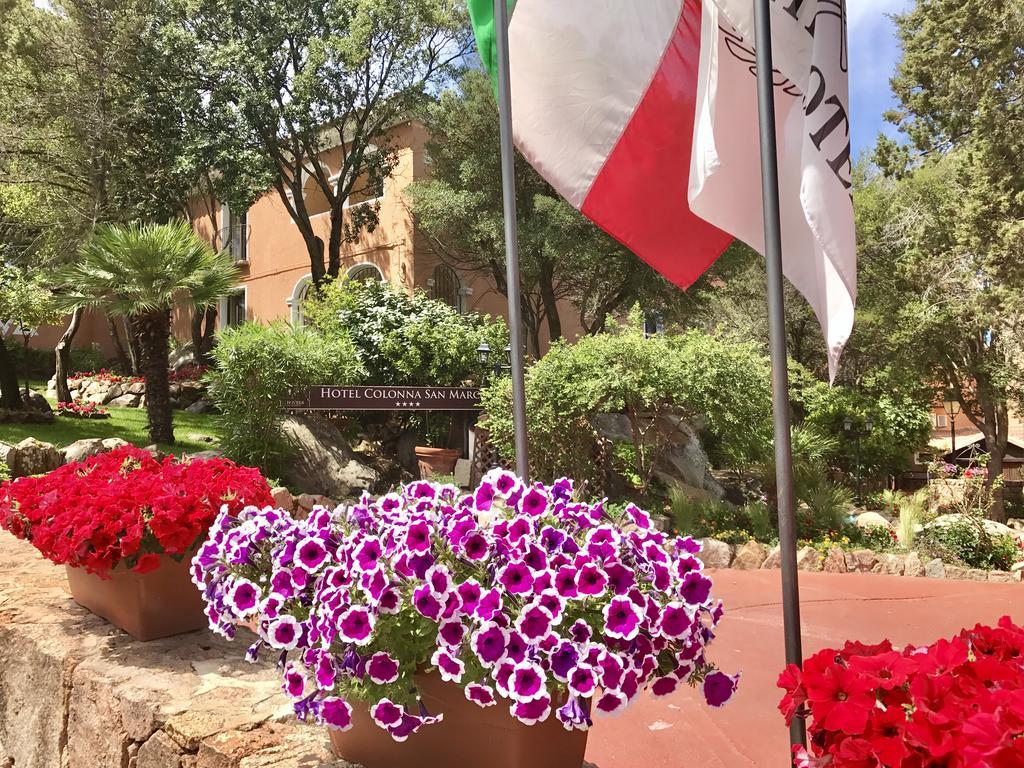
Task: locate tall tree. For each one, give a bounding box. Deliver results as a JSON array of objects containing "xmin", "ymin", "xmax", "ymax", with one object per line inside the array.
[
  {"xmin": 55, "ymin": 221, "xmax": 239, "ymax": 444},
  {"xmin": 410, "ymin": 69, "xmax": 679, "ymax": 356},
  {"xmin": 158, "ymin": 0, "xmax": 471, "ymax": 287}
]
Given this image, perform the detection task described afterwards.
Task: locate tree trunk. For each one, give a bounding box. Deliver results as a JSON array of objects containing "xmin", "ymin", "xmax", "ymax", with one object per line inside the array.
[
  {"xmin": 126, "ymin": 319, "xmax": 142, "ymax": 376},
  {"xmin": 191, "ymin": 307, "xmax": 217, "ymax": 365},
  {"xmin": 132, "ymin": 310, "xmax": 174, "ymax": 445},
  {"xmin": 0, "ymin": 335, "xmax": 24, "ymax": 410},
  {"xmin": 106, "ymin": 314, "xmax": 132, "ymax": 372},
  {"xmin": 539, "ymin": 262, "xmax": 563, "ymax": 345},
  {"xmin": 55, "ymin": 308, "xmax": 84, "ymax": 403}
]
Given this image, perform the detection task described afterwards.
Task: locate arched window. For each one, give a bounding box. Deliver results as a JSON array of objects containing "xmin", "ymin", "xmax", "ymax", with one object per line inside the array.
[
  {"xmin": 288, "ymin": 275, "xmax": 313, "ymax": 326},
  {"xmin": 428, "ymin": 264, "xmax": 462, "ymax": 313},
  {"xmin": 347, "ymin": 263, "xmax": 385, "ymax": 283},
  {"xmin": 302, "ymin": 166, "xmax": 333, "ymax": 217}
]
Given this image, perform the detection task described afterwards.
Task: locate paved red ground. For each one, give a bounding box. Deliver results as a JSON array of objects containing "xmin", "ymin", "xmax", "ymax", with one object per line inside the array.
[{"xmin": 584, "ymin": 570, "xmax": 1023, "ymax": 768}]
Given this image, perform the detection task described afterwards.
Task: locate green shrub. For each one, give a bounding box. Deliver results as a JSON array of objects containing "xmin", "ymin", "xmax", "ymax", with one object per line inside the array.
[
  {"xmin": 207, "ymin": 322, "xmax": 364, "ymax": 475},
  {"xmin": 303, "ymin": 278, "xmax": 506, "ymax": 387},
  {"xmin": 481, "ymin": 313, "xmax": 772, "ymax": 492},
  {"xmin": 917, "ymin": 518, "xmax": 1020, "ymax": 571},
  {"xmin": 668, "ymin": 490, "xmax": 774, "ymax": 543}
]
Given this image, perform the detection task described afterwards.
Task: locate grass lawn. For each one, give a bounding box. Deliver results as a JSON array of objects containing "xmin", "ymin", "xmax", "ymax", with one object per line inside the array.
[{"xmin": 0, "ymin": 403, "xmax": 220, "ymax": 455}]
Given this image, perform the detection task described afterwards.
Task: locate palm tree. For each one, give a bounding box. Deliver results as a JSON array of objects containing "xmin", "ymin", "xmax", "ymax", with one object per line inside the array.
[{"xmin": 56, "ymin": 221, "xmax": 239, "ymax": 444}]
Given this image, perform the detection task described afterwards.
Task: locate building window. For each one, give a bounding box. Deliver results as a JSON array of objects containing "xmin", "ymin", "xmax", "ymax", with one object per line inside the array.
[
  {"xmin": 347, "ymin": 263, "xmax": 385, "ymax": 283},
  {"xmin": 345, "ymin": 154, "xmax": 386, "ymax": 207},
  {"xmin": 222, "ymin": 204, "xmax": 249, "ymax": 263},
  {"xmin": 303, "ymin": 169, "xmax": 333, "ymax": 217},
  {"xmin": 916, "ymin": 452, "xmax": 935, "ymax": 466},
  {"xmin": 933, "ymin": 413, "xmax": 948, "ymax": 429},
  {"xmin": 289, "ymin": 275, "xmax": 313, "ymax": 326},
  {"xmin": 643, "ymin": 311, "xmax": 664, "ymax": 338},
  {"xmin": 427, "ymin": 265, "xmax": 462, "ymax": 312},
  {"xmin": 221, "ymin": 288, "xmax": 246, "ymax": 329}
]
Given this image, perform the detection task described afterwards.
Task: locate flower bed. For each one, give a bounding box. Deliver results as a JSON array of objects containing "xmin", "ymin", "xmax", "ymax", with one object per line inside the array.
[
  {"xmin": 193, "ymin": 471, "xmax": 738, "ymax": 742},
  {"xmin": 778, "ymin": 616, "xmax": 1024, "ymax": 767},
  {"xmin": 56, "ymin": 400, "xmax": 111, "ymax": 419},
  {"xmin": 68, "ymin": 369, "xmax": 144, "ymax": 386},
  {"xmin": 0, "ymin": 446, "xmax": 272, "ymax": 576}
]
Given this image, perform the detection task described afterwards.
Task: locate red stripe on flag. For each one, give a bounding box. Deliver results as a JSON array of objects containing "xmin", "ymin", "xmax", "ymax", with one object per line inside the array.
[{"xmin": 580, "ymin": 0, "xmax": 731, "ymax": 289}]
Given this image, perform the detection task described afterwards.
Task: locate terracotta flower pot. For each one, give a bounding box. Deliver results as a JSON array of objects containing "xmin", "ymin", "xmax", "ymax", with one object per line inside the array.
[
  {"xmin": 329, "ymin": 674, "xmax": 589, "ymax": 768},
  {"xmin": 65, "ymin": 553, "xmax": 207, "ymax": 642},
  {"xmin": 414, "ymin": 446, "xmax": 461, "ymax": 479}
]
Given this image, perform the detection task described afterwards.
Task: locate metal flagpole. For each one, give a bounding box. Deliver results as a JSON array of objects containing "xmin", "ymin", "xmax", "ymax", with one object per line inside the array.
[
  {"xmin": 492, "ymin": 0, "xmax": 530, "ymax": 481},
  {"xmin": 751, "ymin": 0, "xmax": 807, "ymax": 751}
]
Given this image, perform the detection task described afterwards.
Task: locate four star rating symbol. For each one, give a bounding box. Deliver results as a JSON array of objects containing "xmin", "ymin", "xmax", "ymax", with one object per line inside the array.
[{"xmin": 396, "ymin": 401, "xmax": 423, "ymax": 408}]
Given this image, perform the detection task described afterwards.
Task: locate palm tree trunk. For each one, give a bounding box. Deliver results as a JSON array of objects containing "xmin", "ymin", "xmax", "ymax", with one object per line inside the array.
[
  {"xmin": 0, "ymin": 336, "xmax": 24, "ymax": 410},
  {"xmin": 55, "ymin": 308, "xmax": 84, "ymax": 403},
  {"xmin": 133, "ymin": 309, "xmax": 174, "ymax": 445}
]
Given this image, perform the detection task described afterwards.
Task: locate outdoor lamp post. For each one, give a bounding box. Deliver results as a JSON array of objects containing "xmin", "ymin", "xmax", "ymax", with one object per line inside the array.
[
  {"xmin": 844, "ymin": 416, "xmax": 874, "ymax": 503},
  {"xmin": 943, "ymin": 399, "xmax": 962, "ymax": 454},
  {"xmin": 476, "ymin": 342, "xmax": 512, "ymax": 379}
]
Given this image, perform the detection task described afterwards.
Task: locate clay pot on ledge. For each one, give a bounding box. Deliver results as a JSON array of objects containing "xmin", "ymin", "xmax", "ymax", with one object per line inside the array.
[
  {"xmin": 414, "ymin": 446, "xmax": 461, "ymax": 479},
  {"xmin": 65, "ymin": 553, "xmax": 207, "ymax": 642},
  {"xmin": 330, "ymin": 673, "xmax": 589, "ymax": 768}
]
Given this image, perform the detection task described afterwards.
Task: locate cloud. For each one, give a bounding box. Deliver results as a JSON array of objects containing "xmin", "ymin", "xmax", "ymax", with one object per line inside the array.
[{"xmin": 846, "ymin": 0, "xmax": 910, "ymax": 31}]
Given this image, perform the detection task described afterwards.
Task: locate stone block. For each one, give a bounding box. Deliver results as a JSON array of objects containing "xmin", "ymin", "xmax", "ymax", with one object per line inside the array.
[
  {"xmin": 7, "ymin": 437, "xmax": 64, "ymax": 478},
  {"xmin": 138, "ymin": 731, "xmax": 185, "ymax": 768},
  {"xmin": 270, "ymin": 487, "xmax": 294, "ymax": 512},
  {"xmin": 196, "ymin": 727, "xmax": 283, "ymax": 768},
  {"xmin": 453, "ymin": 458, "xmax": 472, "ymax": 488},
  {"xmin": 761, "ymin": 545, "xmax": 781, "ymax": 569},
  {"xmin": 924, "ymin": 558, "xmax": 946, "ymax": 579},
  {"xmin": 110, "ymin": 394, "xmax": 142, "ymax": 408},
  {"xmin": 822, "ymin": 546, "xmax": 849, "ymax": 573},
  {"xmin": 988, "ymin": 570, "xmax": 1023, "ymax": 583},
  {"xmin": 796, "ymin": 546, "xmax": 823, "ymax": 572},
  {"xmin": 696, "ymin": 539, "xmax": 733, "ymax": 569},
  {"xmin": 903, "ymin": 551, "xmax": 924, "ymax": 578},
  {"xmin": 848, "ymin": 549, "xmax": 877, "ymax": 572},
  {"xmin": 872, "ymin": 553, "xmax": 906, "ymax": 576},
  {"xmin": 732, "ymin": 541, "xmax": 768, "ymax": 570}
]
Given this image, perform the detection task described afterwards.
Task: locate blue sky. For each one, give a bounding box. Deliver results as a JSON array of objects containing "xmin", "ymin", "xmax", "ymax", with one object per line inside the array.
[{"xmin": 848, "ymin": 0, "xmax": 914, "ymax": 158}]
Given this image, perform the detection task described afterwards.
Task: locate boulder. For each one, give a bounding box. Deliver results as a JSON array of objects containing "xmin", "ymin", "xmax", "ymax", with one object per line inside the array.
[
  {"xmin": 24, "ymin": 391, "xmax": 52, "ymax": 414},
  {"xmin": 101, "ymin": 438, "xmax": 129, "ymax": 452},
  {"xmin": 855, "ymin": 511, "xmax": 892, "ymax": 530},
  {"xmin": 188, "ymin": 450, "xmax": 223, "ymax": 461},
  {"xmin": 6, "ymin": 437, "xmax": 63, "ymax": 478},
  {"xmin": 924, "ymin": 558, "xmax": 946, "ymax": 579},
  {"xmin": 796, "ymin": 546, "xmax": 823, "ymax": 572},
  {"xmin": 108, "ymin": 394, "xmax": 141, "ymax": 408},
  {"xmin": 732, "ymin": 540, "xmax": 768, "ymax": 570},
  {"xmin": 62, "ymin": 438, "xmax": 108, "ymax": 465},
  {"xmin": 761, "ymin": 545, "xmax": 782, "ymax": 569},
  {"xmin": 102, "ymin": 383, "xmax": 124, "ymax": 402},
  {"xmin": 270, "ymin": 487, "xmax": 295, "ymax": 512},
  {"xmin": 185, "ymin": 398, "xmax": 217, "ymax": 414},
  {"xmin": 822, "ymin": 546, "xmax": 849, "ymax": 573},
  {"xmin": 847, "ymin": 549, "xmax": 878, "ymax": 573},
  {"xmin": 943, "ymin": 566, "xmax": 988, "ymax": 582},
  {"xmin": 987, "ymin": 570, "xmax": 1022, "ymax": 583},
  {"xmin": 872, "ymin": 553, "xmax": 906, "ymax": 576},
  {"xmin": 294, "ymin": 493, "xmax": 336, "ymax": 513},
  {"xmin": 929, "ymin": 513, "xmax": 1024, "ymax": 545},
  {"xmin": 1011, "ymin": 561, "xmax": 1024, "ymax": 573},
  {"xmin": 280, "ymin": 416, "xmax": 381, "ymax": 499},
  {"xmin": 127, "ymin": 382, "xmax": 146, "ymax": 395},
  {"xmin": 696, "ymin": 539, "xmax": 733, "ymax": 569},
  {"xmin": 904, "ymin": 551, "xmax": 924, "ymax": 578}
]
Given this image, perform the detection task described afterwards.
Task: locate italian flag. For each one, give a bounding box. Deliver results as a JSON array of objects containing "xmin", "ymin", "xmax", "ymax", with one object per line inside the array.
[{"xmin": 468, "ymin": 0, "xmax": 733, "ymax": 290}]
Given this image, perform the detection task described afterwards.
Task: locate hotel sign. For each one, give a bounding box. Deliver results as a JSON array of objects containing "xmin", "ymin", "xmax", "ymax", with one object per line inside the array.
[{"xmin": 285, "ymin": 386, "xmax": 482, "ymax": 412}]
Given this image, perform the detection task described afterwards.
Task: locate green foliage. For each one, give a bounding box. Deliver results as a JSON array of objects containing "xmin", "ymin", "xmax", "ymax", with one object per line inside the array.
[
  {"xmin": 481, "ymin": 315, "xmax": 772, "ymax": 491},
  {"xmin": 7, "ymin": 343, "xmax": 108, "ymax": 379},
  {"xmin": 918, "ymin": 519, "xmax": 1020, "ymax": 571},
  {"xmin": 54, "ymin": 221, "xmax": 239, "ymax": 317},
  {"xmin": 207, "ymin": 323, "xmax": 364, "ymax": 475},
  {"xmin": 880, "ymin": 489, "xmax": 930, "ymax": 549},
  {"xmin": 667, "ymin": 491, "xmax": 774, "ymax": 543},
  {"xmin": 304, "ymin": 277, "xmax": 506, "ymax": 387}
]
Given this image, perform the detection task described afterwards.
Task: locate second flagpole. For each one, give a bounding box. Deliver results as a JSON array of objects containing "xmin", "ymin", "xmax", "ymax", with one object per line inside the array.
[
  {"xmin": 751, "ymin": 0, "xmax": 808, "ymax": 753},
  {"xmin": 492, "ymin": 0, "xmax": 530, "ymax": 481}
]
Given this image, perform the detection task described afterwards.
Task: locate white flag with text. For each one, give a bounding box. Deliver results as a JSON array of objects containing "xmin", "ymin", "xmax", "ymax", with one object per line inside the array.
[{"xmin": 688, "ymin": 0, "xmax": 856, "ymax": 378}]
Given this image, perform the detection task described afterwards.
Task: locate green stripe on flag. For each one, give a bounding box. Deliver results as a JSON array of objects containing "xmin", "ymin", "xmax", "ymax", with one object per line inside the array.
[{"xmin": 468, "ymin": 0, "xmax": 514, "ymax": 88}]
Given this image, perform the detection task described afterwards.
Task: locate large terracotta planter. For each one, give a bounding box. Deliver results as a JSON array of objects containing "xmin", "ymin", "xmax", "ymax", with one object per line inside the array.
[
  {"xmin": 65, "ymin": 553, "xmax": 207, "ymax": 641},
  {"xmin": 329, "ymin": 674, "xmax": 589, "ymax": 768},
  {"xmin": 414, "ymin": 446, "xmax": 461, "ymax": 479}
]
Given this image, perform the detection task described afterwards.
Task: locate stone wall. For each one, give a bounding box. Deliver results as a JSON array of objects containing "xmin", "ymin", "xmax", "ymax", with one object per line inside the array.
[
  {"xmin": 47, "ymin": 376, "xmax": 210, "ymax": 411},
  {"xmin": 0, "ymin": 534, "xmax": 354, "ymax": 768}
]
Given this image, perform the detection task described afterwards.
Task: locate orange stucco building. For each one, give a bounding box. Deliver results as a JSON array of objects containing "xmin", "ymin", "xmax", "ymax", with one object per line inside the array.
[{"xmin": 11, "ymin": 120, "xmax": 581, "ymax": 366}]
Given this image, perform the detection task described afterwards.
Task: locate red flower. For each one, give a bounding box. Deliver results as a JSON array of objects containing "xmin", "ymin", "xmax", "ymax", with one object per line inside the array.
[
  {"xmin": 777, "ymin": 664, "xmax": 807, "ymax": 725},
  {"xmin": 133, "ymin": 554, "xmax": 161, "ymax": 574},
  {"xmin": 805, "ymin": 664, "xmax": 876, "ymax": 735}
]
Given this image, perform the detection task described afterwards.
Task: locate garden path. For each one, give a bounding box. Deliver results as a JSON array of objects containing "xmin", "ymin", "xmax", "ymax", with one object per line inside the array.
[{"xmin": 586, "ymin": 570, "xmax": 1022, "ymax": 767}]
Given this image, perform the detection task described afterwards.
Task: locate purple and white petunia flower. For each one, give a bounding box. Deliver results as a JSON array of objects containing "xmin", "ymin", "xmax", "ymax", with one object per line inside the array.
[
  {"xmin": 594, "ymin": 689, "xmax": 629, "ymax": 717},
  {"xmin": 226, "ymin": 578, "xmax": 261, "ymax": 616},
  {"xmin": 370, "ymin": 698, "xmax": 403, "ymax": 728},
  {"xmin": 567, "ymin": 663, "xmax": 598, "ymax": 698},
  {"xmin": 464, "ymin": 682, "xmax": 497, "ymax": 707},
  {"xmin": 337, "ymin": 606, "xmax": 375, "ymax": 646},
  {"xmin": 431, "ymin": 648, "xmax": 465, "ymax": 683},
  {"xmin": 510, "ymin": 694, "xmax": 552, "ymax": 725},
  {"xmin": 266, "ymin": 615, "xmax": 301, "ymax": 650},
  {"xmin": 703, "ymin": 670, "xmax": 740, "ymax": 707},
  {"xmin": 471, "ymin": 623, "xmax": 508, "ymax": 667},
  {"xmin": 575, "ymin": 563, "xmax": 607, "ymax": 597},
  {"xmin": 509, "ymin": 661, "xmax": 548, "ymax": 702},
  {"xmin": 437, "ymin": 619, "xmax": 467, "ymax": 648},
  {"xmin": 497, "ymin": 561, "xmax": 534, "ymax": 595},
  {"xmin": 516, "ymin": 604, "xmax": 554, "ymax": 642},
  {"xmin": 367, "ymin": 652, "xmax": 400, "ymax": 684},
  {"xmin": 294, "ymin": 536, "xmax": 329, "ymax": 572}
]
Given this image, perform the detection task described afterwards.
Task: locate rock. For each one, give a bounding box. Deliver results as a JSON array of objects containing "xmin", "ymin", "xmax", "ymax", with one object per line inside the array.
[
  {"xmin": 855, "ymin": 511, "xmax": 893, "ymax": 530},
  {"xmin": 270, "ymin": 487, "xmax": 294, "ymax": 512},
  {"xmin": 102, "ymin": 438, "xmax": 129, "ymax": 451},
  {"xmin": 137, "ymin": 731, "xmax": 184, "ymax": 768},
  {"xmin": 847, "ymin": 549, "xmax": 878, "ymax": 573},
  {"xmin": 0, "ymin": 442, "xmax": 12, "ymax": 467},
  {"xmin": 761, "ymin": 545, "xmax": 782, "ymax": 569},
  {"xmin": 24, "ymin": 390, "xmax": 52, "ymax": 414},
  {"xmin": 294, "ymin": 494, "xmax": 335, "ymax": 513},
  {"xmin": 696, "ymin": 539, "xmax": 733, "ymax": 569},
  {"xmin": 872, "ymin": 553, "xmax": 906, "ymax": 576},
  {"xmin": 280, "ymin": 417, "xmax": 381, "ymax": 499},
  {"xmin": 189, "ymin": 450, "xmax": 224, "ymax": 461},
  {"xmin": 924, "ymin": 558, "xmax": 946, "ymax": 579},
  {"xmin": 796, "ymin": 546, "xmax": 823, "ymax": 572},
  {"xmin": 186, "ymin": 398, "xmax": 217, "ymax": 414},
  {"xmin": 84, "ymin": 391, "xmax": 108, "ymax": 405},
  {"xmin": 987, "ymin": 570, "xmax": 1023, "ymax": 583},
  {"xmin": 1011, "ymin": 561, "xmax": 1024, "ymax": 573},
  {"xmin": 929, "ymin": 513, "xmax": 1024, "ymax": 545},
  {"xmin": 453, "ymin": 458, "xmax": 472, "ymax": 488},
  {"xmin": 904, "ymin": 551, "xmax": 924, "ymax": 578},
  {"xmin": 109, "ymin": 394, "xmax": 141, "ymax": 408},
  {"xmin": 127, "ymin": 382, "xmax": 146, "ymax": 395},
  {"xmin": 103, "ymin": 383, "xmax": 125, "ymax": 402},
  {"xmin": 1007, "ymin": 518, "xmax": 1024, "ymax": 532},
  {"xmin": 186, "ymin": 433, "xmax": 217, "ymax": 445},
  {"xmin": 732, "ymin": 541, "xmax": 768, "ymax": 570},
  {"xmin": 6, "ymin": 437, "xmax": 63, "ymax": 478},
  {"xmin": 823, "ymin": 546, "xmax": 849, "ymax": 573},
  {"xmin": 62, "ymin": 438, "xmax": 109, "ymax": 465},
  {"xmin": 943, "ymin": 566, "xmax": 988, "ymax": 582}
]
